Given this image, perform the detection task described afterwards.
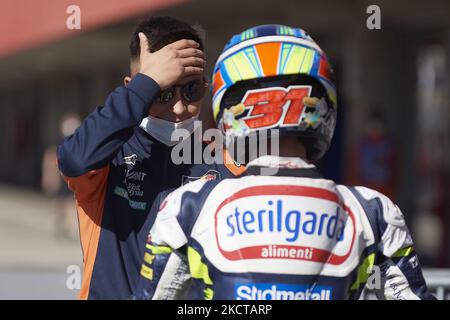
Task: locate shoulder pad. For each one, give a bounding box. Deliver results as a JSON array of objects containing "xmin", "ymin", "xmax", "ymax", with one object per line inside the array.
[
  {"xmin": 353, "ymin": 186, "xmax": 406, "ymax": 228},
  {"xmin": 157, "ymin": 178, "xmax": 210, "ymax": 221}
]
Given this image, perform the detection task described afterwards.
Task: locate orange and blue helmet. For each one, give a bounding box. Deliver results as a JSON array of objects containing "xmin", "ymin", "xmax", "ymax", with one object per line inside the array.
[{"xmin": 211, "ymin": 24, "xmax": 337, "ymax": 160}]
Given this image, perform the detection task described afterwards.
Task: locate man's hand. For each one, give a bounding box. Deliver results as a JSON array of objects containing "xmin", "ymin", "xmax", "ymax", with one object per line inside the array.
[{"xmin": 138, "ymin": 32, "xmax": 206, "ymax": 90}]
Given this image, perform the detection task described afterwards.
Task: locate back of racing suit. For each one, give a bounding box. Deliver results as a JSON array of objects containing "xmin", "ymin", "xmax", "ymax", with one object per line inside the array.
[{"xmin": 133, "ymin": 155, "xmax": 436, "ymax": 300}]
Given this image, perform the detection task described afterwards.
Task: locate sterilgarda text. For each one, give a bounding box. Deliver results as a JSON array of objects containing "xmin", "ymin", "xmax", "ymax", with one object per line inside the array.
[{"xmin": 225, "ymin": 199, "xmax": 345, "ymax": 242}]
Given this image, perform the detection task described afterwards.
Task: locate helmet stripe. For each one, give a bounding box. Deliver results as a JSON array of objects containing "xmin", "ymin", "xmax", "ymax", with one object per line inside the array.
[
  {"xmin": 255, "ymin": 42, "xmax": 281, "ymax": 76},
  {"xmin": 230, "ymin": 51, "xmax": 258, "ymax": 79},
  {"xmin": 245, "ymin": 47, "xmax": 263, "ymax": 77},
  {"xmin": 318, "ymin": 55, "xmax": 332, "ymax": 82},
  {"xmin": 300, "ymin": 49, "xmax": 315, "ymax": 74},
  {"xmin": 284, "ymin": 45, "xmax": 307, "ymax": 74},
  {"xmin": 309, "ymin": 49, "xmax": 321, "ymax": 76},
  {"xmin": 279, "ymin": 43, "xmax": 293, "ymax": 74},
  {"xmin": 212, "ymin": 89, "xmax": 225, "ymax": 119},
  {"xmin": 223, "ymin": 57, "xmax": 242, "ymax": 82},
  {"xmin": 212, "ymin": 70, "xmax": 225, "ymax": 96},
  {"xmin": 216, "ymin": 35, "xmax": 323, "ymax": 66}
]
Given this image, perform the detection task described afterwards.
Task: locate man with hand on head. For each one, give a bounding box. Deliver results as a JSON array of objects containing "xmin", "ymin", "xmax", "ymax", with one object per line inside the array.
[{"xmin": 57, "ymin": 16, "xmax": 240, "ymax": 300}]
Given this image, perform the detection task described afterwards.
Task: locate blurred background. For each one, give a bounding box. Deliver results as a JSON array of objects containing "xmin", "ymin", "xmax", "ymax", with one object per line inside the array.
[{"xmin": 0, "ymin": 0, "xmax": 449, "ymax": 299}]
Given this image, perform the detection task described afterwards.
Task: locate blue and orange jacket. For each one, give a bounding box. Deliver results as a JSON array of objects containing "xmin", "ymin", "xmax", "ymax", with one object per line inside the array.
[{"xmin": 57, "ymin": 73, "xmax": 243, "ymax": 299}]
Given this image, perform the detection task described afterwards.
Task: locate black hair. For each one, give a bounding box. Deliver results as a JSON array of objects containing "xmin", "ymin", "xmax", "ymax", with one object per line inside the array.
[{"xmin": 129, "ymin": 16, "xmax": 204, "ymax": 60}]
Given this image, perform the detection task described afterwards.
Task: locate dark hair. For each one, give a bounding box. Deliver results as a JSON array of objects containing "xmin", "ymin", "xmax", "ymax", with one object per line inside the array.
[{"xmin": 129, "ymin": 16, "xmax": 204, "ymax": 60}]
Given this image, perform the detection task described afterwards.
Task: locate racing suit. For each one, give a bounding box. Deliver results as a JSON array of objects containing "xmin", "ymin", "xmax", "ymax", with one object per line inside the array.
[
  {"xmin": 133, "ymin": 155, "xmax": 436, "ymax": 300},
  {"xmin": 57, "ymin": 73, "xmax": 243, "ymax": 299}
]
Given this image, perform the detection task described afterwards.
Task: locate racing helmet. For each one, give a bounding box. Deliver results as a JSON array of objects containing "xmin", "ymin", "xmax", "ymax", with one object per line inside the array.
[{"xmin": 211, "ymin": 24, "xmax": 337, "ymax": 160}]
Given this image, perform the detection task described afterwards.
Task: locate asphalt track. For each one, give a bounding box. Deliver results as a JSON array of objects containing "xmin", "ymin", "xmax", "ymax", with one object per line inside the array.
[{"xmin": 0, "ymin": 185, "xmax": 82, "ymax": 299}]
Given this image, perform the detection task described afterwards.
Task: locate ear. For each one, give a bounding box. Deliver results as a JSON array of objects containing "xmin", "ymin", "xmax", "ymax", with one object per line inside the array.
[{"xmin": 123, "ymin": 76, "xmax": 132, "ymax": 86}]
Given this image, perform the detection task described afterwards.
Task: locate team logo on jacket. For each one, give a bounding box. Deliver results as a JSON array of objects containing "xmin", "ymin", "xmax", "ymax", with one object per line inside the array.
[
  {"xmin": 182, "ymin": 170, "xmax": 221, "ymax": 185},
  {"xmin": 214, "ymin": 185, "xmax": 356, "ymax": 266},
  {"xmin": 123, "ymin": 154, "xmax": 138, "ymax": 166}
]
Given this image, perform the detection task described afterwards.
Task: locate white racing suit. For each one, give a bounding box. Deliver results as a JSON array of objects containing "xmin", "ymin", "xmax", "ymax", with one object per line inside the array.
[{"xmin": 133, "ymin": 156, "xmax": 436, "ymax": 300}]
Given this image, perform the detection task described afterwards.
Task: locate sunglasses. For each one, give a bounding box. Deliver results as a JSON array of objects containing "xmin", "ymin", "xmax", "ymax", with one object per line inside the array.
[{"xmin": 157, "ymin": 79, "xmax": 208, "ymax": 103}]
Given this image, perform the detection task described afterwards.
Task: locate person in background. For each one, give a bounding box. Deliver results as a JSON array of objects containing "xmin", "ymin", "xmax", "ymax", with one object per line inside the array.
[
  {"xmin": 347, "ymin": 110, "xmax": 399, "ymax": 201},
  {"xmin": 41, "ymin": 113, "xmax": 81, "ymax": 239}
]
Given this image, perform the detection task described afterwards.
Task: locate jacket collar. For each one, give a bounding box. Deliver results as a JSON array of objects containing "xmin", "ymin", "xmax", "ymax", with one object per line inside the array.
[
  {"xmin": 245, "ymin": 155, "xmax": 321, "ymax": 178},
  {"xmin": 247, "ymin": 155, "xmax": 315, "ymax": 169}
]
